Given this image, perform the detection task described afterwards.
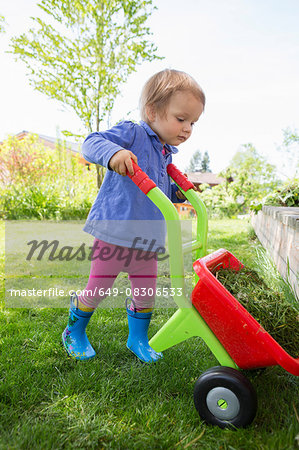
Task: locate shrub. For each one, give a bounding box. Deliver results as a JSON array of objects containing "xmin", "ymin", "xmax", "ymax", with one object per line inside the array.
[
  {"xmin": 199, "ymin": 186, "xmax": 239, "ymax": 218},
  {"xmin": 250, "ymin": 178, "xmax": 299, "ymax": 213},
  {"xmin": 0, "ymin": 134, "xmax": 59, "ymax": 185},
  {"xmin": 262, "ymin": 179, "xmax": 299, "ymax": 207},
  {"xmin": 0, "ymin": 134, "xmax": 98, "ymax": 219},
  {"xmin": 0, "ymin": 184, "xmax": 60, "ymax": 219}
]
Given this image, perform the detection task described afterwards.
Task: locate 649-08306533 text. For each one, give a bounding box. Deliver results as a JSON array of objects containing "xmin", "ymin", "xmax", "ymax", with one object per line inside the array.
[{"xmin": 7, "ymin": 287, "xmax": 183, "ymax": 298}]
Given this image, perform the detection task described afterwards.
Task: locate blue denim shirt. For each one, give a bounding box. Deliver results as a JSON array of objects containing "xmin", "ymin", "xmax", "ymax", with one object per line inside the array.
[{"xmin": 82, "ymin": 120, "xmax": 184, "ymax": 250}]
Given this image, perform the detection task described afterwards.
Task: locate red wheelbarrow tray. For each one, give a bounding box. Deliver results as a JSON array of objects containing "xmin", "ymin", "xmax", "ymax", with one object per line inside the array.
[
  {"xmin": 127, "ymin": 160, "xmax": 299, "ymax": 377},
  {"xmin": 192, "ymin": 248, "xmax": 299, "ymax": 376}
]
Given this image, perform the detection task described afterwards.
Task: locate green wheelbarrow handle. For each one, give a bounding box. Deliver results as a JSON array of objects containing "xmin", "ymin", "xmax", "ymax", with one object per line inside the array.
[{"xmin": 127, "ymin": 160, "xmax": 237, "ymax": 368}]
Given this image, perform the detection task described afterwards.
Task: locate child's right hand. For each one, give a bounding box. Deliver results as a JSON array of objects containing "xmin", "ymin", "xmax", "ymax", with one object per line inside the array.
[{"xmin": 108, "ymin": 150, "xmax": 138, "ymax": 177}]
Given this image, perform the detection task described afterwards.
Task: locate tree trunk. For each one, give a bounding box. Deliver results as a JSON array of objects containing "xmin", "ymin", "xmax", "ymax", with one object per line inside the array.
[
  {"xmin": 96, "ymin": 165, "xmax": 102, "ymax": 189},
  {"xmin": 95, "ymin": 95, "xmax": 103, "ymax": 189}
]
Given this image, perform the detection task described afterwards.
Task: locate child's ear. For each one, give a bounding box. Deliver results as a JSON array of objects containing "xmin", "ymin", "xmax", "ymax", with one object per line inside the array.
[{"xmin": 145, "ymin": 104, "xmax": 156, "ymax": 122}]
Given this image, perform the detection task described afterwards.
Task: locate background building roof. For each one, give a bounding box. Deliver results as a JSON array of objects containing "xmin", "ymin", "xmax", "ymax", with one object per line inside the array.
[
  {"xmin": 187, "ymin": 172, "xmax": 226, "ymax": 186},
  {"xmin": 14, "ymin": 130, "xmax": 80, "ymax": 153}
]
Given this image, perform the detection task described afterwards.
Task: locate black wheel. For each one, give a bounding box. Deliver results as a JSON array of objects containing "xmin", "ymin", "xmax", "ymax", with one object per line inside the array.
[{"xmin": 193, "ymin": 366, "xmax": 257, "ymax": 429}]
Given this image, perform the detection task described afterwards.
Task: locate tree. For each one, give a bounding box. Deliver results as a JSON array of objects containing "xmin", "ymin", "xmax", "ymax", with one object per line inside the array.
[
  {"xmin": 10, "ymin": 0, "xmax": 162, "ymax": 185},
  {"xmin": 198, "ymin": 144, "xmax": 280, "ymax": 217},
  {"xmin": 283, "ymin": 128, "xmax": 299, "ymax": 145},
  {"xmin": 229, "ymin": 143, "xmax": 276, "ymax": 184},
  {"xmin": 279, "ymin": 127, "xmax": 299, "ymax": 178},
  {"xmin": 186, "ymin": 149, "xmax": 212, "ymax": 172},
  {"xmin": 0, "ymin": 15, "xmax": 5, "ymax": 33},
  {"xmin": 185, "ymin": 150, "xmax": 202, "ymax": 172},
  {"xmin": 201, "ymin": 151, "xmax": 211, "ymax": 172},
  {"xmin": 220, "ymin": 143, "xmax": 279, "ymax": 209}
]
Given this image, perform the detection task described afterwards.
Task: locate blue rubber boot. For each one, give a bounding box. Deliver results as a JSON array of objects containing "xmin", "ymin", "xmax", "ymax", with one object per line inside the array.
[
  {"xmin": 62, "ymin": 294, "xmax": 96, "ymax": 361},
  {"xmin": 126, "ymin": 303, "xmax": 163, "ymax": 363}
]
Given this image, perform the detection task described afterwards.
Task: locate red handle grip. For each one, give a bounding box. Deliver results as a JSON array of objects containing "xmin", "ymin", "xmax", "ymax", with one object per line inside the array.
[
  {"xmin": 167, "ymin": 164, "xmax": 195, "ymax": 191},
  {"xmin": 126, "ymin": 160, "xmax": 156, "ymax": 195}
]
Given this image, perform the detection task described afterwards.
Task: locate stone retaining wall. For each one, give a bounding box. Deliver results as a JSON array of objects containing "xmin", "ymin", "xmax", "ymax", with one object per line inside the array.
[{"xmin": 251, "ymin": 206, "xmax": 299, "ymax": 298}]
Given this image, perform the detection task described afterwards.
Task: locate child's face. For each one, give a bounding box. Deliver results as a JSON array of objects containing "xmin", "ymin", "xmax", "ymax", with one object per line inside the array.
[{"xmin": 147, "ymin": 90, "xmax": 204, "ymax": 146}]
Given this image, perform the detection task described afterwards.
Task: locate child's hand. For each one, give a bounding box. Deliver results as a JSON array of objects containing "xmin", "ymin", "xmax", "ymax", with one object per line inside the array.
[
  {"xmin": 175, "ymin": 173, "xmax": 199, "ymax": 200},
  {"xmin": 176, "ymin": 190, "xmax": 187, "ymax": 200},
  {"xmin": 109, "ymin": 150, "xmax": 138, "ymax": 176}
]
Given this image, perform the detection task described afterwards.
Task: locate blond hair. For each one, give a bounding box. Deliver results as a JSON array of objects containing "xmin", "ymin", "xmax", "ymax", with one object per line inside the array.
[{"xmin": 139, "ymin": 69, "xmax": 205, "ymax": 121}]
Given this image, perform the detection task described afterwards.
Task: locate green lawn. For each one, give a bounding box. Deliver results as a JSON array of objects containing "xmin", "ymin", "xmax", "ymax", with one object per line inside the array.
[{"xmin": 0, "ymin": 219, "xmax": 298, "ymax": 449}]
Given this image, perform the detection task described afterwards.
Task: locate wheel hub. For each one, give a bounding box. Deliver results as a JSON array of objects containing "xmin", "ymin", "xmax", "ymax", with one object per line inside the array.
[{"xmin": 206, "ymin": 387, "xmax": 240, "ymax": 420}]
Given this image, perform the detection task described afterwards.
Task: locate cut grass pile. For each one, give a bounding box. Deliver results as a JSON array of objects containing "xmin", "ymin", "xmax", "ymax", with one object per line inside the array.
[{"xmin": 216, "ymin": 267, "xmax": 299, "ymax": 358}]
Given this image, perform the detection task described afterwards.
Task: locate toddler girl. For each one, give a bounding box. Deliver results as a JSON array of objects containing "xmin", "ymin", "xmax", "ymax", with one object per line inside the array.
[{"xmin": 62, "ymin": 69, "xmax": 205, "ymax": 363}]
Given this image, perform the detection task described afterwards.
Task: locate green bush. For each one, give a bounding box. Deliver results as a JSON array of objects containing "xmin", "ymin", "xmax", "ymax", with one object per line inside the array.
[
  {"xmin": 0, "ymin": 134, "xmax": 98, "ymax": 220},
  {"xmin": 0, "ymin": 182, "xmax": 95, "ymax": 220},
  {"xmin": 199, "ymin": 185, "xmax": 244, "ymax": 218},
  {"xmin": 262, "ymin": 178, "xmax": 299, "ymax": 207},
  {"xmin": 250, "ymin": 178, "xmax": 299, "ymax": 213},
  {"xmin": 0, "ymin": 184, "xmax": 60, "ymax": 219}
]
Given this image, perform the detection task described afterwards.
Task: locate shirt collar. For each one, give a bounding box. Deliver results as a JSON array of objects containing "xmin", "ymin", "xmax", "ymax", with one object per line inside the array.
[{"xmin": 139, "ymin": 121, "xmax": 178, "ymax": 154}]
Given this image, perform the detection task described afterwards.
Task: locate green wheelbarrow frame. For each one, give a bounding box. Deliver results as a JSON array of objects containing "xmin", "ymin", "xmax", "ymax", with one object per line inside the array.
[{"xmin": 128, "ymin": 161, "xmax": 237, "ymax": 369}]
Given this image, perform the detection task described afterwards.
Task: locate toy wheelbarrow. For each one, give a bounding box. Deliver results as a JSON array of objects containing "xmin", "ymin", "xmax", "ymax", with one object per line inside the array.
[{"xmin": 127, "ymin": 161, "xmax": 299, "ymax": 428}]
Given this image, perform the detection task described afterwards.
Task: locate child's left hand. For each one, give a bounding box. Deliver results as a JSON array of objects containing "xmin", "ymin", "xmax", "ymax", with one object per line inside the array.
[
  {"xmin": 176, "ymin": 190, "xmax": 187, "ymax": 200},
  {"xmin": 175, "ymin": 173, "xmax": 199, "ymax": 200}
]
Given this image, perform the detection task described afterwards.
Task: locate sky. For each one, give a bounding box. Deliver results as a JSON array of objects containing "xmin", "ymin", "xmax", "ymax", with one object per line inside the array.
[{"xmin": 1, "ymin": 0, "xmax": 299, "ymax": 176}]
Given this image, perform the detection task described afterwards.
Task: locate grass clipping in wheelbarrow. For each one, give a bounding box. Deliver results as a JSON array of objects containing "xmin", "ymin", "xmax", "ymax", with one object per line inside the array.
[{"xmin": 216, "ymin": 268, "xmax": 299, "ymax": 358}]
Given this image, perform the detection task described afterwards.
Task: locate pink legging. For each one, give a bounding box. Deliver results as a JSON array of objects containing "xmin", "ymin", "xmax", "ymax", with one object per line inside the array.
[{"xmin": 78, "ymin": 239, "xmax": 157, "ymax": 310}]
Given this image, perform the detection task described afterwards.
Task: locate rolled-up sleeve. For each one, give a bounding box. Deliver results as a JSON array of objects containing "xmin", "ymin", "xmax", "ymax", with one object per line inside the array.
[{"xmin": 82, "ymin": 121, "xmax": 136, "ymax": 168}]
